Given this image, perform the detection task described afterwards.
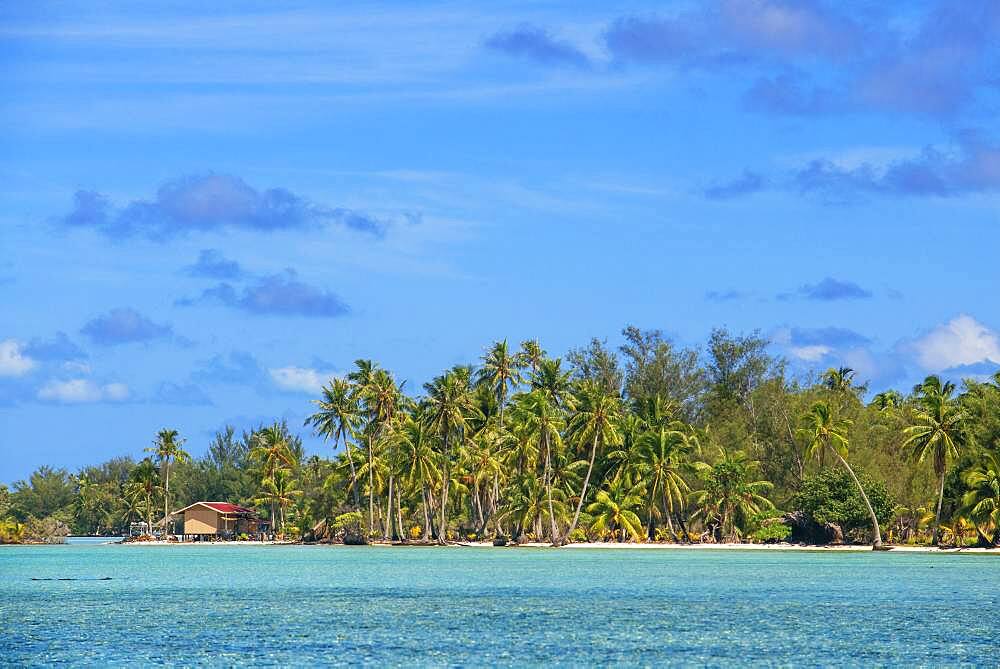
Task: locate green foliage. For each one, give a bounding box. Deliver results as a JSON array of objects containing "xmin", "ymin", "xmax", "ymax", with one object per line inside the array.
[
  {"xmin": 332, "ymin": 511, "xmax": 364, "ymax": 533},
  {"xmin": 793, "ymin": 468, "xmax": 894, "ymax": 536}
]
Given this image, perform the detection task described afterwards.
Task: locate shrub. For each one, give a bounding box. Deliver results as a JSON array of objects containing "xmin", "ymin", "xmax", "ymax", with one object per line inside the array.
[
  {"xmin": 792, "ymin": 468, "xmax": 894, "ymax": 540},
  {"xmin": 567, "ymin": 528, "xmax": 588, "ymax": 543},
  {"xmin": 409, "ymin": 525, "xmax": 423, "ymax": 540}
]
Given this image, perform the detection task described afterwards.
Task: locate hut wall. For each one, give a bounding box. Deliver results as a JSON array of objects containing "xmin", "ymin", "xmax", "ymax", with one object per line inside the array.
[{"xmin": 183, "ymin": 505, "xmax": 219, "ymax": 535}]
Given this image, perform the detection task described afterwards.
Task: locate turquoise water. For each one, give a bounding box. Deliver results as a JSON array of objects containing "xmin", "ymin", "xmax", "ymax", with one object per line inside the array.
[{"xmin": 1, "ymin": 546, "xmax": 998, "ymax": 666}]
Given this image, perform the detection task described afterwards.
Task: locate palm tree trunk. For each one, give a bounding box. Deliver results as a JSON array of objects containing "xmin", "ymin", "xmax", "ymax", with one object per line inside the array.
[
  {"xmin": 563, "ymin": 433, "xmax": 599, "ymax": 545},
  {"xmin": 343, "ymin": 436, "xmax": 361, "ymax": 508},
  {"xmin": 933, "ymin": 469, "xmax": 946, "ymax": 546},
  {"xmin": 543, "ymin": 433, "xmax": 558, "ymax": 542},
  {"xmin": 830, "ymin": 447, "xmax": 884, "ymax": 549},
  {"xmin": 421, "ymin": 484, "xmax": 432, "ymax": 540},
  {"xmin": 385, "ymin": 475, "xmax": 394, "ymax": 541},
  {"xmin": 439, "ymin": 433, "xmax": 450, "ymax": 545},
  {"xmin": 367, "ymin": 436, "xmax": 375, "ymax": 536},
  {"xmin": 163, "ymin": 464, "xmax": 170, "ymax": 540}
]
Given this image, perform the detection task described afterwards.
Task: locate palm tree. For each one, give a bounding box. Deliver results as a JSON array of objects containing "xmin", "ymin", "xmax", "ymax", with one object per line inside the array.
[
  {"xmin": 961, "ymin": 450, "xmax": 1000, "ymax": 546},
  {"xmin": 636, "ymin": 425, "xmax": 693, "ymax": 539},
  {"xmin": 424, "ymin": 368, "xmax": 478, "ymax": 543},
  {"xmin": 692, "ymin": 447, "xmax": 773, "ymax": 542},
  {"xmin": 870, "ymin": 390, "xmax": 903, "ymax": 411},
  {"xmin": 146, "ymin": 429, "xmax": 189, "ymax": 537},
  {"xmin": 398, "ymin": 410, "xmax": 441, "ymax": 539},
  {"xmin": 587, "ymin": 475, "xmax": 645, "ymax": 542},
  {"xmin": 255, "ymin": 467, "xmax": 302, "ymax": 536},
  {"xmin": 822, "ymin": 367, "xmax": 855, "ymax": 393},
  {"xmin": 510, "ymin": 390, "xmax": 566, "ymax": 542},
  {"xmin": 903, "ymin": 375, "xmax": 967, "ymax": 545},
  {"xmin": 562, "ymin": 380, "xmax": 622, "ymax": 544},
  {"xmin": 306, "ymin": 378, "xmax": 362, "ymax": 506},
  {"xmin": 517, "ymin": 339, "xmax": 546, "ymax": 379},
  {"xmin": 250, "ymin": 424, "xmax": 296, "ymax": 530},
  {"xmin": 478, "ymin": 339, "xmax": 520, "ymax": 429},
  {"xmin": 799, "ymin": 401, "xmax": 885, "ymax": 549},
  {"xmin": 125, "ymin": 459, "xmax": 160, "ymax": 536}
]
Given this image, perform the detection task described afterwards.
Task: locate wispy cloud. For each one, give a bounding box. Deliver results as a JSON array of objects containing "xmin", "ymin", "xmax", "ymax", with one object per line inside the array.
[
  {"xmin": 59, "ymin": 174, "xmax": 387, "ymax": 240},
  {"xmin": 269, "ymin": 364, "xmax": 340, "ymax": 394},
  {"xmin": 0, "ymin": 340, "xmax": 36, "ymax": 377},
  {"xmin": 80, "ymin": 308, "xmax": 173, "ymax": 346},
  {"xmin": 485, "ymin": 24, "xmax": 591, "ymax": 69},
  {"xmin": 793, "ymin": 277, "xmax": 873, "ymax": 301},
  {"xmin": 153, "ymin": 382, "xmax": 214, "ymax": 406},
  {"xmin": 184, "ymin": 249, "xmax": 245, "ymax": 280},
  {"xmin": 180, "ymin": 270, "xmax": 349, "ymax": 318},
  {"xmin": 37, "ymin": 379, "xmax": 130, "ymax": 404},
  {"xmin": 703, "ymin": 171, "xmax": 765, "ymax": 200}
]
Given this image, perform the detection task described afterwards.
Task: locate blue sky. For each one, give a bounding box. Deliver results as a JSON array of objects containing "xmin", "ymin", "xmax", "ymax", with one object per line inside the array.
[{"xmin": 2, "ymin": 0, "xmax": 999, "ymax": 483}]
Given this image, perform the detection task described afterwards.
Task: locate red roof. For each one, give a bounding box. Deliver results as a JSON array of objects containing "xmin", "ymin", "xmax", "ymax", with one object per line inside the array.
[{"xmin": 202, "ymin": 502, "xmax": 255, "ymax": 514}]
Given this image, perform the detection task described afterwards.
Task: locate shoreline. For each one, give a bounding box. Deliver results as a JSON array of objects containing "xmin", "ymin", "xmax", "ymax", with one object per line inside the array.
[{"xmin": 29, "ymin": 540, "xmax": 997, "ymax": 553}]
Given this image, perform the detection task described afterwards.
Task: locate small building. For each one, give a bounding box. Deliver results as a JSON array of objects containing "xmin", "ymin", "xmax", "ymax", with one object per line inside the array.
[{"xmin": 170, "ymin": 502, "xmax": 269, "ymax": 541}]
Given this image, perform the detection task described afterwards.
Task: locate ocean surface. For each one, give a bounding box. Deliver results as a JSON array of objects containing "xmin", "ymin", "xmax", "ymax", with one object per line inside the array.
[{"xmin": 1, "ymin": 545, "xmax": 998, "ymax": 666}]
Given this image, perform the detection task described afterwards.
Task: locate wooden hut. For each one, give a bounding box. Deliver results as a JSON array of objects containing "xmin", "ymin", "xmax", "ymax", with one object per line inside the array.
[{"xmin": 170, "ymin": 502, "xmax": 268, "ymax": 541}]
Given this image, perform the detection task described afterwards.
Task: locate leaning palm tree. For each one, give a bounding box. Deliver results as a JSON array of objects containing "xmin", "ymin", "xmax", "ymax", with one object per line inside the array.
[
  {"xmin": 799, "ymin": 401, "xmax": 885, "ymax": 549},
  {"xmin": 562, "ymin": 380, "xmax": 622, "ymax": 544},
  {"xmin": 306, "ymin": 378, "xmax": 362, "ymax": 506},
  {"xmin": 961, "ymin": 450, "xmax": 1000, "ymax": 546},
  {"xmin": 903, "ymin": 375, "xmax": 967, "ymax": 545},
  {"xmin": 146, "ymin": 429, "xmax": 189, "ymax": 537}
]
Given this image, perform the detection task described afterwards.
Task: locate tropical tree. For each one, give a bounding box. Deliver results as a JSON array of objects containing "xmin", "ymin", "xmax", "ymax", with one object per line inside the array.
[
  {"xmin": 306, "ymin": 378, "xmax": 362, "ymax": 506},
  {"xmin": 255, "ymin": 468, "xmax": 302, "ymax": 536},
  {"xmin": 636, "ymin": 425, "xmax": 693, "ymax": 539},
  {"xmin": 799, "ymin": 401, "xmax": 885, "ymax": 549},
  {"xmin": 424, "ymin": 367, "xmax": 477, "ymax": 543},
  {"xmin": 562, "ymin": 380, "xmax": 622, "ymax": 544},
  {"xmin": 477, "ymin": 339, "xmax": 520, "ymax": 429},
  {"xmin": 250, "ymin": 424, "xmax": 297, "ymax": 529},
  {"xmin": 692, "ymin": 447, "xmax": 773, "ymax": 542},
  {"xmin": 961, "ymin": 450, "xmax": 1000, "ymax": 546},
  {"xmin": 904, "ymin": 376, "xmax": 967, "ymax": 545},
  {"xmin": 124, "ymin": 459, "xmax": 160, "ymax": 536},
  {"xmin": 587, "ymin": 475, "xmax": 645, "ymax": 542},
  {"xmin": 146, "ymin": 429, "xmax": 189, "ymax": 537}
]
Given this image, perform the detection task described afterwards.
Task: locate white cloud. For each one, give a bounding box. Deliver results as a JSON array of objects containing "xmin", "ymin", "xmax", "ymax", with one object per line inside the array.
[
  {"xmin": 789, "ymin": 345, "xmax": 831, "ymax": 362},
  {"xmin": 268, "ymin": 366, "xmax": 338, "ymax": 394},
  {"xmin": 911, "ymin": 315, "xmax": 1000, "ymax": 372},
  {"xmin": 38, "ymin": 378, "xmax": 130, "ymax": 403},
  {"xmin": 0, "ymin": 339, "xmax": 36, "ymax": 376}
]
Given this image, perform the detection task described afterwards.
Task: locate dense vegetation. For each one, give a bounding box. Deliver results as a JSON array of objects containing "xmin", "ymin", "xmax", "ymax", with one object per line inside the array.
[{"xmin": 3, "ymin": 327, "xmax": 999, "ymax": 547}]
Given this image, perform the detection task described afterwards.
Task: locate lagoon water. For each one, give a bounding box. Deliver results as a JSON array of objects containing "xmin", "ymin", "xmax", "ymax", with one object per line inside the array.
[{"xmin": 1, "ymin": 545, "xmax": 998, "ymax": 666}]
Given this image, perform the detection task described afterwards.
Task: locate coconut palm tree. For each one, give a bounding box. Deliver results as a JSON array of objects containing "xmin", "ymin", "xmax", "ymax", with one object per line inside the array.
[
  {"xmin": 799, "ymin": 401, "xmax": 885, "ymax": 549},
  {"xmin": 510, "ymin": 390, "xmax": 566, "ymax": 542},
  {"xmin": 587, "ymin": 475, "xmax": 645, "ymax": 542},
  {"xmin": 125, "ymin": 459, "xmax": 160, "ymax": 537},
  {"xmin": 562, "ymin": 380, "xmax": 622, "ymax": 544},
  {"xmin": 255, "ymin": 467, "xmax": 302, "ymax": 536},
  {"xmin": 870, "ymin": 390, "xmax": 904, "ymax": 411},
  {"xmin": 250, "ymin": 424, "xmax": 296, "ymax": 530},
  {"xmin": 146, "ymin": 429, "xmax": 189, "ymax": 538},
  {"xmin": 691, "ymin": 447, "xmax": 773, "ymax": 542},
  {"xmin": 636, "ymin": 425, "xmax": 693, "ymax": 540},
  {"xmin": 961, "ymin": 450, "xmax": 1000, "ymax": 546},
  {"xmin": 477, "ymin": 339, "xmax": 520, "ymax": 429},
  {"xmin": 822, "ymin": 367, "xmax": 856, "ymax": 393},
  {"xmin": 517, "ymin": 339, "xmax": 546, "ymax": 379},
  {"xmin": 904, "ymin": 375, "xmax": 967, "ymax": 545},
  {"xmin": 398, "ymin": 411, "xmax": 441, "ymax": 539},
  {"xmin": 424, "ymin": 368, "xmax": 478, "ymax": 543},
  {"xmin": 306, "ymin": 378, "xmax": 362, "ymax": 506}
]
